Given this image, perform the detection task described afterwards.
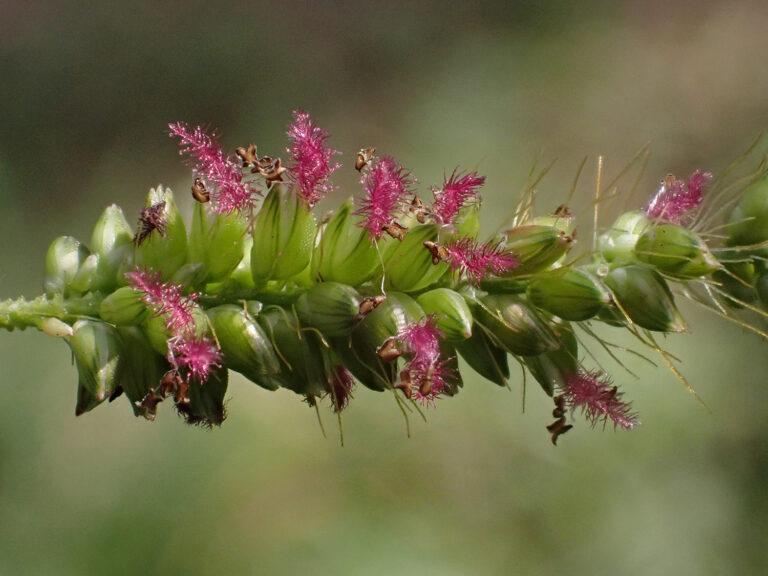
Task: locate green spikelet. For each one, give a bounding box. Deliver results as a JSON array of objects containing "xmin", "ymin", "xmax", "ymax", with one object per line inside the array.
[
  {"xmin": 603, "ymin": 264, "xmax": 686, "ymax": 332},
  {"xmin": 635, "ymin": 224, "xmax": 720, "ymax": 279}
]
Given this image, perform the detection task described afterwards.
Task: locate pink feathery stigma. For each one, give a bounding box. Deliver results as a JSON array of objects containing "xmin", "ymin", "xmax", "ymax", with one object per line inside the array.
[
  {"xmin": 126, "ymin": 268, "xmax": 198, "ymax": 336},
  {"xmin": 168, "ymin": 336, "xmax": 222, "ymax": 384},
  {"xmin": 443, "ymin": 237, "xmax": 517, "ymax": 286},
  {"xmin": 397, "ymin": 315, "xmax": 454, "ymax": 405},
  {"xmin": 431, "ymin": 169, "xmax": 485, "ymax": 225},
  {"xmin": 354, "ymin": 155, "xmax": 413, "ymax": 239},
  {"xmin": 645, "ymin": 170, "xmax": 713, "ymax": 223},
  {"xmin": 168, "ymin": 122, "xmax": 255, "ymax": 213},
  {"xmin": 328, "ymin": 365, "xmax": 355, "ymax": 412},
  {"xmin": 410, "ymin": 357, "xmax": 454, "ymax": 406},
  {"xmin": 398, "ymin": 314, "xmax": 443, "ymax": 366},
  {"xmin": 562, "ymin": 371, "xmax": 638, "ymax": 430},
  {"xmin": 286, "ymin": 110, "xmax": 341, "ymax": 207}
]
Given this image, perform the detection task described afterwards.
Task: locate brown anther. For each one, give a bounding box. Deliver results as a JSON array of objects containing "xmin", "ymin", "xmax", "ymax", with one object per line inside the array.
[
  {"xmin": 236, "ymin": 143, "xmax": 258, "ymax": 167},
  {"xmin": 383, "ymin": 221, "xmax": 408, "ymax": 241},
  {"xmin": 662, "ymin": 174, "xmax": 678, "ymax": 188},
  {"xmin": 552, "ymin": 394, "xmax": 567, "ymax": 419},
  {"xmin": 254, "ymin": 156, "xmax": 287, "ymax": 187},
  {"xmin": 357, "ymin": 295, "xmax": 387, "ymax": 318},
  {"xmin": 553, "ymin": 204, "xmax": 572, "ymax": 218},
  {"xmin": 174, "ymin": 378, "xmax": 190, "ymax": 405},
  {"xmin": 546, "ymin": 418, "xmax": 573, "ymax": 446},
  {"xmin": 418, "ymin": 364, "xmax": 435, "ymax": 397},
  {"xmin": 137, "ymin": 388, "xmax": 164, "ymax": 421},
  {"xmin": 159, "ymin": 371, "xmax": 181, "ymax": 398},
  {"xmin": 547, "ymin": 394, "xmax": 572, "ymax": 445},
  {"xmin": 377, "ymin": 337, "xmax": 403, "ymax": 363},
  {"xmin": 355, "ymin": 147, "xmax": 375, "ymax": 171},
  {"xmin": 423, "ymin": 240, "xmax": 449, "ymax": 265},
  {"xmin": 410, "ymin": 195, "xmax": 430, "ymax": 224},
  {"xmin": 191, "ymin": 178, "xmax": 210, "ymax": 203},
  {"xmin": 394, "ymin": 370, "xmax": 413, "ymax": 399}
]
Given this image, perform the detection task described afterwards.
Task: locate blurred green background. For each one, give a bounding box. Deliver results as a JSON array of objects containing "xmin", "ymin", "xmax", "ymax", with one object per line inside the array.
[{"xmin": 2, "ymin": 1, "xmax": 768, "ymax": 574}]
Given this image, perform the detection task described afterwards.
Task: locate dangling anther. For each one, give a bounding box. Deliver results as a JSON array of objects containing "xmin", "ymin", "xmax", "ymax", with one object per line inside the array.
[
  {"xmin": 394, "ymin": 370, "xmax": 413, "ymax": 399},
  {"xmin": 191, "ymin": 177, "xmax": 210, "ymax": 203},
  {"xmin": 383, "ymin": 221, "xmax": 408, "ymax": 241},
  {"xmin": 235, "ymin": 143, "xmax": 258, "ymax": 168},
  {"xmin": 377, "ymin": 337, "xmax": 403, "ymax": 363},
  {"xmin": 355, "ymin": 147, "xmax": 375, "ymax": 171},
  {"xmin": 358, "ymin": 295, "xmax": 387, "ymax": 319},
  {"xmin": 254, "ymin": 156, "xmax": 287, "ymax": 188},
  {"xmin": 410, "ymin": 195, "xmax": 430, "ymax": 224},
  {"xmin": 423, "ymin": 240, "xmax": 449, "ymax": 265}
]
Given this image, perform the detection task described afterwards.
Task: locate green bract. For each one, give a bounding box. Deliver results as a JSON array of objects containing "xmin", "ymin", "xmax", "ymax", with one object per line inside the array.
[
  {"xmin": 383, "ymin": 224, "xmax": 447, "ymax": 292},
  {"xmin": 527, "ymin": 268, "xmax": 610, "ymax": 321},
  {"xmin": 524, "ymin": 323, "xmax": 578, "ymax": 396},
  {"xmin": 310, "ymin": 198, "xmax": 381, "ymax": 285},
  {"xmin": 257, "ymin": 307, "xmax": 329, "ymax": 396},
  {"xmin": 206, "ymin": 304, "xmax": 281, "ymax": 390},
  {"xmin": 598, "ymin": 210, "xmax": 652, "ymax": 263},
  {"xmin": 134, "ymin": 186, "xmax": 188, "ymax": 279},
  {"xmin": 117, "ymin": 326, "xmax": 168, "ymax": 415},
  {"xmin": 333, "ymin": 292, "xmax": 423, "ymax": 391},
  {"xmin": 503, "ymin": 225, "xmax": 572, "ymax": 275},
  {"xmin": 295, "ymin": 282, "xmax": 361, "ymax": 338},
  {"xmin": 90, "ymin": 204, "xmax": 133, "ymax": 289},
  {"xmin": 99, "ymin": 286, "xmax": 149, "ymax": 326},
  {"xmin": 603, "ymin": 264, "xmax": 686, "ymax": 332},
  {"xmin": 251, "ymin": 185, "xmax": 316, "ymax": 282},
  {"xmin": 727, "ymin": 176, "xmax": 768, "ymax": 247},
  {"xmin": 189, "ymin": 202, "xmax": 249, "ymax": 285},
  {"xmin": 472, "ymin": 294, "xmax": 560, "ymax": 356},
  {"xmin": 635, "ymin": 224, "xmax": 720, "ymax": 279},
  {"xmin": 416, "ymin": 288, "xmax": 473, "ymax": 341},
  {"xmin": 69, "ymin": 320, "xmax": 123, "ymax": 409},
  {"xmin": 44, "ymin": 236, "xmax": 90, "ymax": 297},
  {"xmin": 455, "ymin": 323, "xmax": 509, "ymax": 387}
]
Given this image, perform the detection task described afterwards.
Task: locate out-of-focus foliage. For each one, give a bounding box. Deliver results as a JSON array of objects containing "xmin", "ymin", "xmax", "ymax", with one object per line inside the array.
[{"xmin": 1, "ymin": 1, "xmax": 768, "ymax": 574}]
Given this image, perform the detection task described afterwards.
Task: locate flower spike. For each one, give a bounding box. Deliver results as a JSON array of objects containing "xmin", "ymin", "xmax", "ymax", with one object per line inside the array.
[{"xmin": 7, "ymin": 109, "xmax": 760, "ymax": 440}]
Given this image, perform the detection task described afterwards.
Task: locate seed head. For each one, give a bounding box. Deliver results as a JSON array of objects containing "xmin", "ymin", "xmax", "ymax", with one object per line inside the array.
[{"xmin": 286, "ymin": 110, "xmax": 340, "ymax": 207}]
